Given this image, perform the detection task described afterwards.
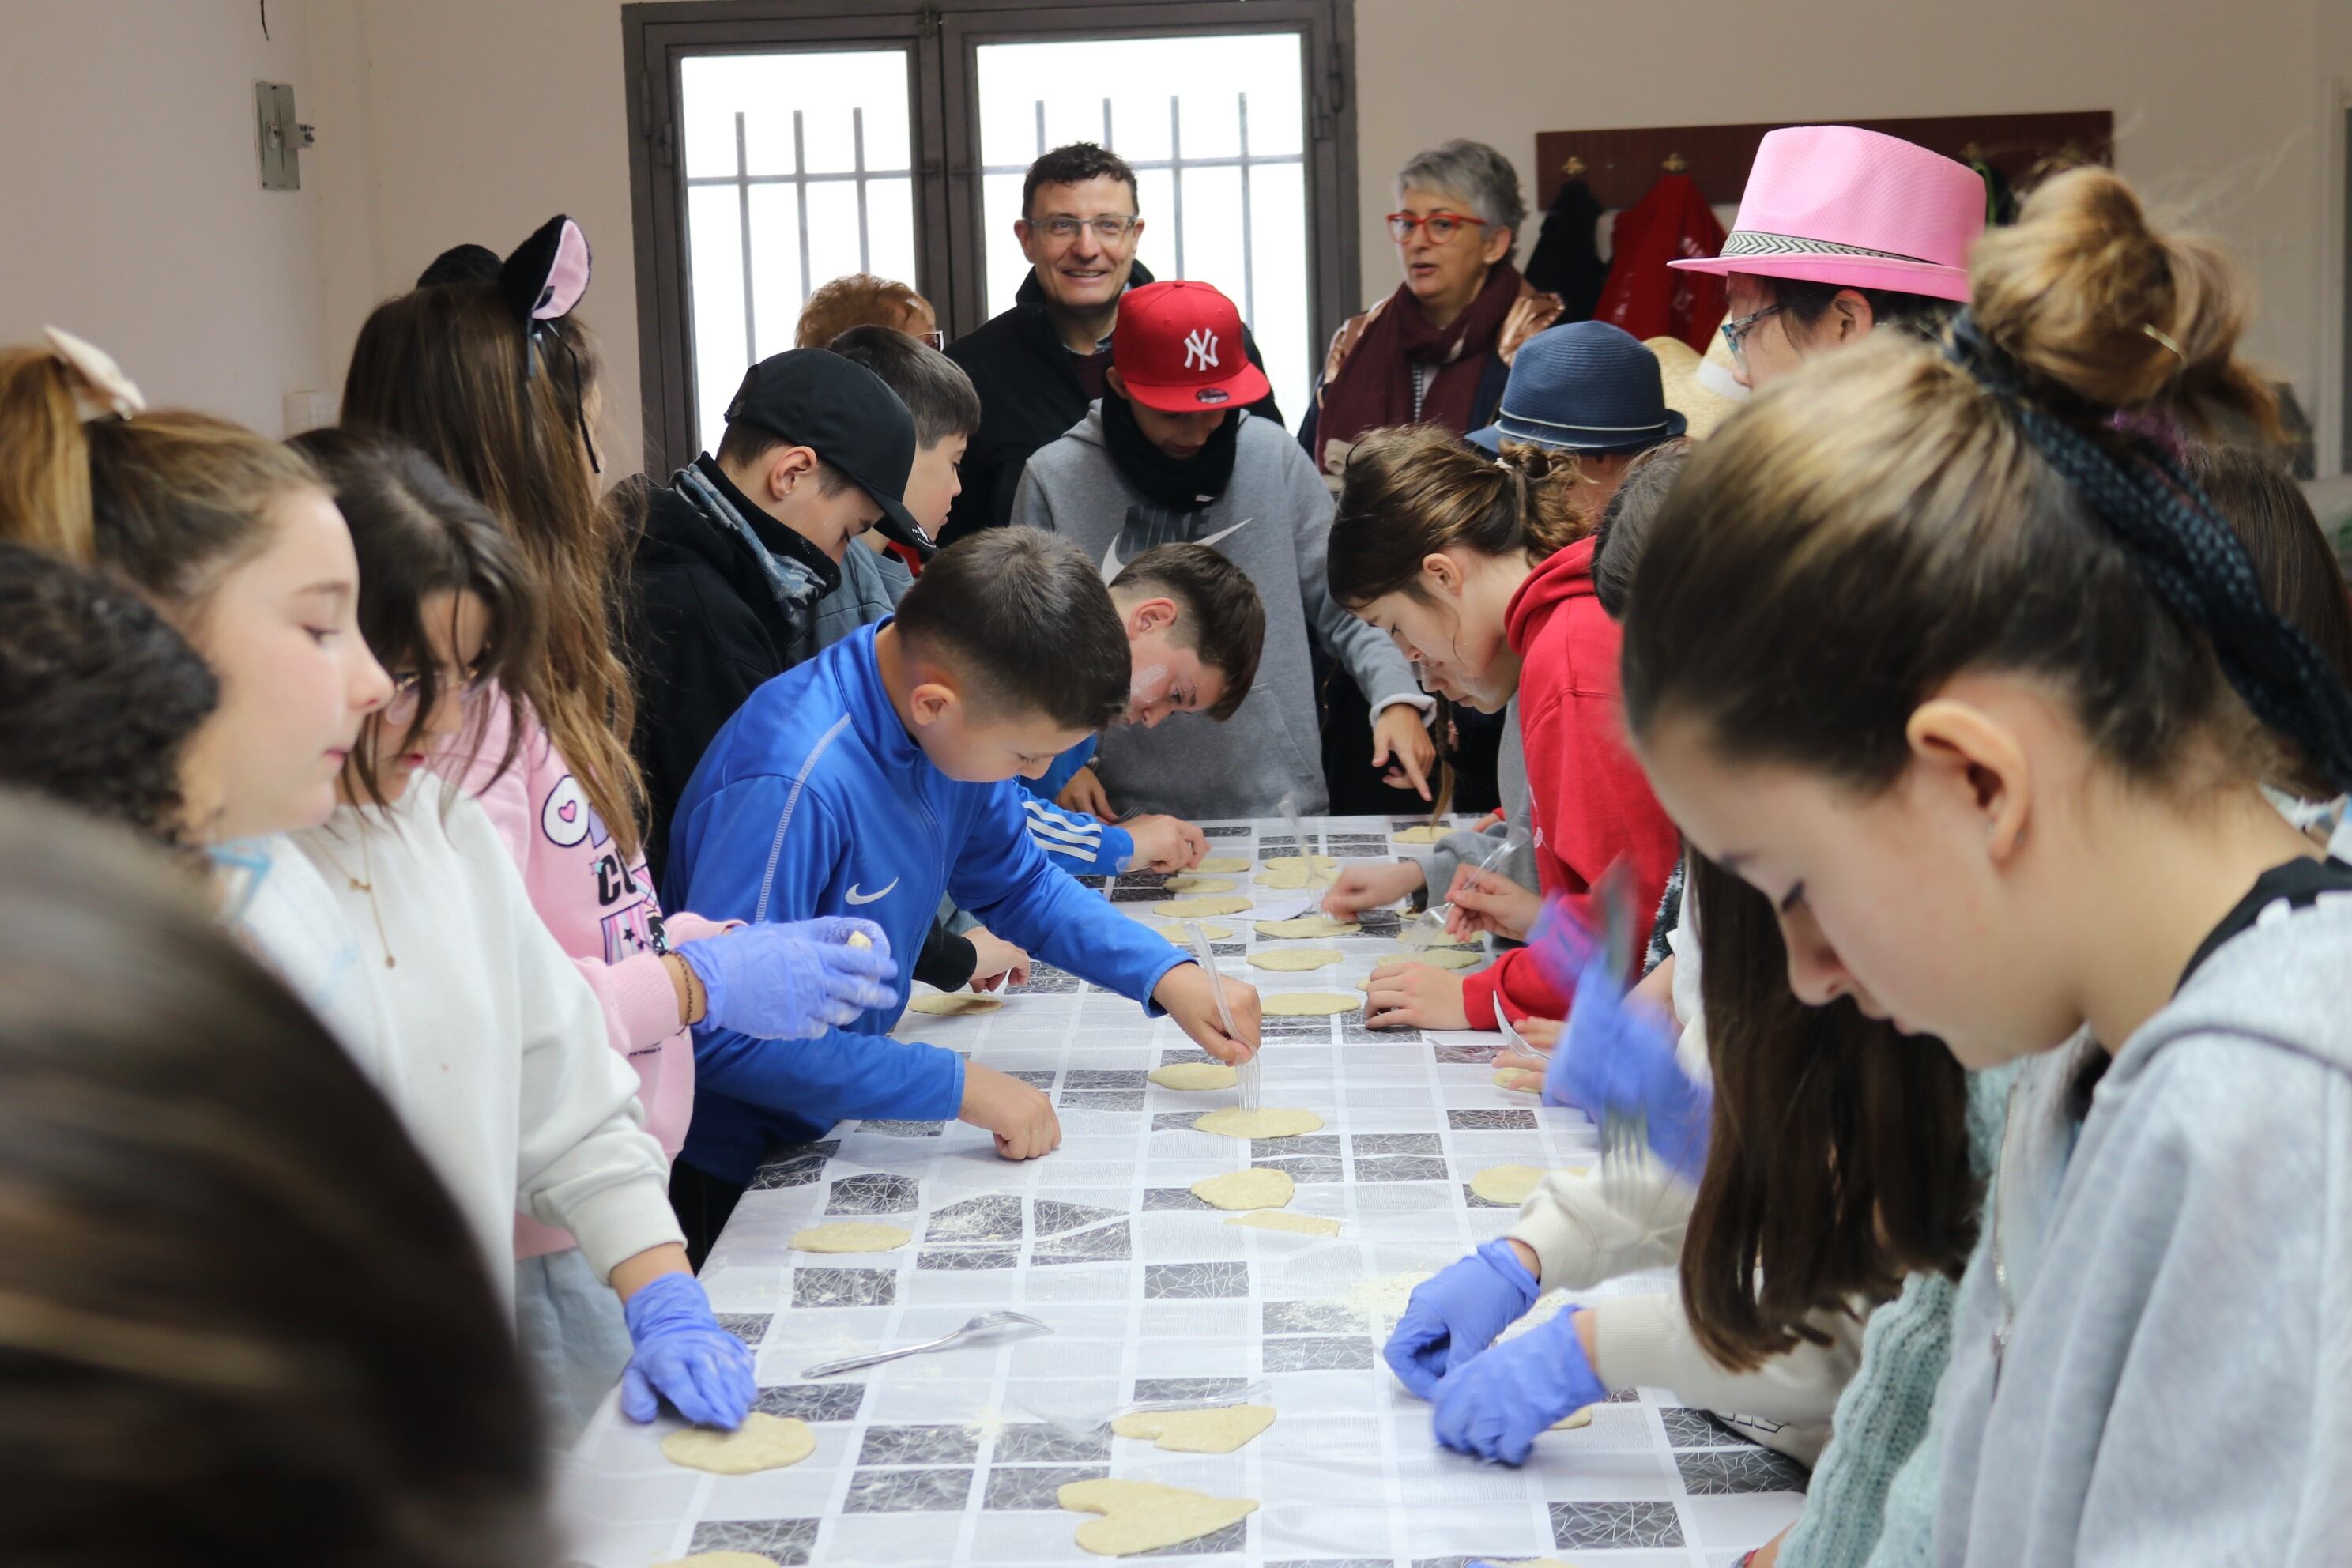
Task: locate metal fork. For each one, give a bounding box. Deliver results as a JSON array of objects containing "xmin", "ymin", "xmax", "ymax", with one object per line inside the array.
[
  {"xmin": 1589, "ymin": 861, "xmax": 1644, "ymax": 1213},
  {"xmin": 800, "ymin": 1310, "xmax": 1050, "ymax": 1379},
  {"xmin": 1186, "ymin": 918, "xmax": 1257, "ymax": 1111}
]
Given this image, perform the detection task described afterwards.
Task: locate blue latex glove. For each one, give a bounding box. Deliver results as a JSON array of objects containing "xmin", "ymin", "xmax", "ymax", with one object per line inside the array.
[
  {"xmin": 1430, "ymin": 1302, "xmax": 1609, "ymax": 1465},
  {"xmin": 678, "ymin": 917, "xmax": 896, "ymax": 1039},
  {"xmin": 1382, "ymin": 1239, "xmax": 1540, "ymax": 1400},
  {"xmin": 1543, "ymin": 948, "xmax": 1711, "ymax": 1181},
  {"xmin": 619, "ymin": 1271, "xmax": 756, "ymax": 1429}
]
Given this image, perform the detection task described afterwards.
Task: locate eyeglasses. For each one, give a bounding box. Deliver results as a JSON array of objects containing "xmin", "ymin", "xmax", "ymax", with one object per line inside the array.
[
  {"xmin": 1718, "ymin": 303, "xmax": 1787, "ymax": 373},
  {"xmin": 1386, "ymin": 210, "xmax": 1487, "ymax": 244},
  {"xmin": 1031, "ymin": 214, "xmax": 1140, "ymax": 243},
  {"xmin": 917, "ymin": 329, "xmax": 946, "ymax": 350},
  {"xmin": 384, "ymin": 664, "xmax": 491, "ymax": 723}
]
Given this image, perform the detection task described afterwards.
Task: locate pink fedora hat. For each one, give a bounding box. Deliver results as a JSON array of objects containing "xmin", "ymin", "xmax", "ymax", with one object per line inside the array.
[{"xmin": 1670, "ymin": 125, "xmax": 1984, "ymax": 302}]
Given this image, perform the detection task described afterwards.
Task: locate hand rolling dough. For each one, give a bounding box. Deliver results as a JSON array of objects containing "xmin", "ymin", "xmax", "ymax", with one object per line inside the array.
[
  {"xmin": 906, "ymin": 992, "xmax": 1002, "ymax": 1015},
  {"xmin": 1149, "ymin": 1061, "xmax": 1237, "ymax": 1091},
  {"xmin": 1246, "ymin": 946, "xmax": 1343, "ymax": 972},
  {"xmin": 790, "ymin": 1221, "xmax": 911, "ymax": 1253},
  {"xmin": 1189, "ymin": 1167, "xmax": 1295, "ymax": 1210},
  {"xmin": 1194, "ymin": 1107, "xmax": 1323, "ymax": 1139},
  {"xmin": 1111, "ymin": 1404, "xmax": 1276, "ymax": 1453},
  {"xmin": 1058, "ymin": 1478, "xmax": 1258, "ymax": 1557},
  {"xmin": 661, "ymin": 1412, "xmax": 816, "ymax": 1475}
]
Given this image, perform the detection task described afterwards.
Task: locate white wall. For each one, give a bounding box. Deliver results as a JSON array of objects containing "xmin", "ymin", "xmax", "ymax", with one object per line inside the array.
[
  {"xmin": 1354, "ymin": 0, "xmax": 2339, "ymax": 435},
  {"xmin": 0, "ymin": 0, "xmax": 330, "ymax": 435}
]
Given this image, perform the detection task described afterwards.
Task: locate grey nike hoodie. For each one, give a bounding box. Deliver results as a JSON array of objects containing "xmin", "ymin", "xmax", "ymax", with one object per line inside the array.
[
  {"xmin": 1008, "ymin": 405, "xmax": 1424, "ymax": 818},
  {"xmin": 1930, "ymin": 884, "xmax": 2352, "ymax": 1566}
]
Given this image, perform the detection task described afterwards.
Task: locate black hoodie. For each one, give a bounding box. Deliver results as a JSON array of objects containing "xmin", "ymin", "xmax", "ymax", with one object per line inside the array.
[{"xmin": 940, "ymin": 260, "xmax": 1282, "ymax": 547}]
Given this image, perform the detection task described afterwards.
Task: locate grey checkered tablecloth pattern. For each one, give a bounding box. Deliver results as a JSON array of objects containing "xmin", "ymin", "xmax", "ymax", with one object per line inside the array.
[{"xmin": 555, "ymin": 816, "xmax": 1804, "ymax": 1566}]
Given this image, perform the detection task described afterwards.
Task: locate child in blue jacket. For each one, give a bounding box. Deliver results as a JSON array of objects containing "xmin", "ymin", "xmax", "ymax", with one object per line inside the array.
[{"xmin": 664, "ymin": 528, "xmax": 1264, "ymax": 1257}]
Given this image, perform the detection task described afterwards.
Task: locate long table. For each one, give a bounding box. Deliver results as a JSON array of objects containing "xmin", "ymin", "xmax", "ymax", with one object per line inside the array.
[{"xmin": 556, "ymin": 816, "xmax": 1804, "ymax": 1566}]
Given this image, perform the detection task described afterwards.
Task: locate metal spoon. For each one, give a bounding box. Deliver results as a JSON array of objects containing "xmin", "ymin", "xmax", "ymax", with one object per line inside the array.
[{"xmin": 800, "ymin": 1310, "xmax": 1051, "ymax": 1379}]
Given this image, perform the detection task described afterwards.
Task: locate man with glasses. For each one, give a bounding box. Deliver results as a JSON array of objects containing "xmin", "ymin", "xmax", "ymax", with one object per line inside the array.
[{"xmin": 942, "ymin": 141, "xmax": 1280, "ymax": 548}]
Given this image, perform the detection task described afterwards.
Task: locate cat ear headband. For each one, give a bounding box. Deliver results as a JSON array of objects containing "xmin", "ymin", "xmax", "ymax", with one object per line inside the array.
[
  {"xmin": 494, "ymin": 216, "xmax": 601, "ymax": 473},
  {"xmin": 42, "ymin": 326, "xmax": 145, "ymax": 420}
]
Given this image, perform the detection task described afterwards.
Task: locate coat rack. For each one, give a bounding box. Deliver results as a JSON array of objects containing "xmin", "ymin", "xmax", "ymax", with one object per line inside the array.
[{"xmin": 1536, "ymin": 110, "xmax": 2112, "ymax": 212}]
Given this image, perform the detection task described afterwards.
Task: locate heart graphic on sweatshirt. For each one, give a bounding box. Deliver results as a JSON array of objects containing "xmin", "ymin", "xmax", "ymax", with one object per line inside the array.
[
  {"xmin": 541, "ymin": 778, "xmax": 591, "ymax": 848},
  {"xmin": 558, "ymin": 801, "xmax": 579, "ymax": 824}
]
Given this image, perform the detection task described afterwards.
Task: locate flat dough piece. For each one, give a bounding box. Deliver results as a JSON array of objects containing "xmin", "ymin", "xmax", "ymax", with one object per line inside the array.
[
  {"xmin": 1262, "ymin": 853, "xmax": 1339, "ymax": 873},
  {"xmin": 846, "ymin": 930, "xmax": 872, "ymax": 949},
  {"xmin": 1410, "ymin": 945, "xmax": 1487, "ymax": 970},
  {"xmin": 1189, "ymin": 1167, "xmax": 1295, "ymax": 1210},
  {"xmin": 1390, "ymin": 824, "xmax": 1449, "ymax": 842},
  {"xmin": 1163, "ymin": 874, "xmax": 1237, "ymax": 893},
  {"xmin": 1059, "ymin": 1478, "xmax": 1258, "ymax": 1557},
  {"xmin": 1227, "ymin": 1209, "xmax": 1341, "ymax": 1237},
  {"xmin": 1254, "ymin": 914, "xmax": 1359, "ymax": 939},
  {"xmin": 1468, "ymin": 1163, "xmax": 1585, "ymax": 1205},
  {"xmin": 1149, "ymin": 1061, "xmax": 1237, "ymax": 1091},
  {"xmin": 1551, "ymin": 1406, "xmax": 1596, "ymax": 1431},
  {"xmin": 790, "ymin": 1221, "xmax": 911, "ymax": 1253},
  {"xmin": 662, "ymin": 1412, "xmax": 816, "ymax": 1476},
  {"xmin": 1194, "ymin": 1107, "xmax": 1324, "ymax": 1139},
  {"xmin": 1492, "ymin": 1067, "xmax": 1540, "ymax": 1094},
  {"xmin": 1262, "ymin": 991, "xmax": 1363, "ymax": 1016},
  {"xmin": 1193, "ymin": 855, "xmax": 1250, "ymax": 873},
  {"xmin": 1154, "ymin": 922, "xmax": 1231, "ymax": 941},
  {"xmin": 656, "ymin": 1556, "xmax": 786, "ymax": 1568},
  {"xmin": 1111, "ymin": 1404, "xmax": 1277, "ymax": 1453},
  {"xmin": 1246, "ymin": 946, "xmax": 1343, "ymax": 972},
  {"xmin": 1255, "ymin": 861, "xmax": 1337, "ymax": 890},
  {"xmin": 906, "ymin": 992, "xmax": 1002, "ymax": 1016},
  {"xmin": 1161, "ymin": 895, "xmax": 1256, "ymax": 918}
]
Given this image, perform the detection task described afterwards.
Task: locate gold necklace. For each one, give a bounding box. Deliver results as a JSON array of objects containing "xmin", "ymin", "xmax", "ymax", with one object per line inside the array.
[{"xmin": 310, "ymin": 827, "xmax": 397, "ymax": 969}]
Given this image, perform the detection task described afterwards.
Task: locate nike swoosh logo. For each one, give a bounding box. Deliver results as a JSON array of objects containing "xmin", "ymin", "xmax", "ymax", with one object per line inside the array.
[
  {"xmin": 845, "ymin": 879, "xmax": 898, "ymax": 905},
  {"xmin": 1101, "ymin": 518, "xmax": 1255, "ymax": 583}
]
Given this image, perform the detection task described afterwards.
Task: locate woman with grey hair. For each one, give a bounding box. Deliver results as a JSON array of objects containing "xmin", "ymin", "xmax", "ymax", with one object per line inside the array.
[{"xmin": 1302, "ymin": 138, "xmax": 1560, "ymax": 813}]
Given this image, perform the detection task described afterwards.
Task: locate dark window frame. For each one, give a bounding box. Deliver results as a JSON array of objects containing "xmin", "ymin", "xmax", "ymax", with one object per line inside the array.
[{"xmin": 621, "ymin": 0, "xmax": 1358, "ymax": 476}]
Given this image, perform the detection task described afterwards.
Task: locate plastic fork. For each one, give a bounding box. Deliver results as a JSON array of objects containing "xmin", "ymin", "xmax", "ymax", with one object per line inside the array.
[
  {"xmin": 1413, "ymin": 829, "xmax": 1528, "ymax": 940},
  {"xmin": 1262, "ymin": 793, "xmax": 1325, "ymax": 919},
  {"xmin": 799, "ymin": 1310, "xmax": 1050, "ymax": 1379},
  {"xmin": 1186, "ymin": 918, "xmax": 1257, "ymax": 1111},
  {"xmin": 1589, "ymin": 861, "xmax": 1643, "ymax": 1212}
]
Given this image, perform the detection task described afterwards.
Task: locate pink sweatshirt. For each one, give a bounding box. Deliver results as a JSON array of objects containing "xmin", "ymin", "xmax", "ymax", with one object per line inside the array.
[{"xmin": 433, "ymin": 692, "xmax": 722, "ymax": 1261}]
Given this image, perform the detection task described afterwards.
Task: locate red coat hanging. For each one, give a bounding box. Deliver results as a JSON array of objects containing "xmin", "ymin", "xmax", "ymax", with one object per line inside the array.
[{"xmin": 1594, "ymin": 172, "xmax": 1728, "ymax": 352}]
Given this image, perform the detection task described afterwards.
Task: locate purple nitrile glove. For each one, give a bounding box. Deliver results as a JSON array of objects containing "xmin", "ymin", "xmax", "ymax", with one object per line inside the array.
[
  {"xmin": 678, "ymin": 916, "xmax": 896, "ymax": 1038},
  {"xmin": 1543, "ymin": 947, "xmax": 1711, "ymax": 1182},
  {"xmin": 1430, "ymin": 1302, "xmax": 1608, "ymax": 1466},
  {"xmin": 1382, "ymin": 1239, "xmax": 1540, "ymax": 1400},
  {"xmin": 619, "ymin": 1271, "xmax": 756, "ymax": 1430}
]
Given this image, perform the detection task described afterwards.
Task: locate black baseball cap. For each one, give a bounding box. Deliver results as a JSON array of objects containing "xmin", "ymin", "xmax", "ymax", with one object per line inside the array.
[{"xmin": 722, "ymin": 349, "xmax": 931, "ymax": 556}]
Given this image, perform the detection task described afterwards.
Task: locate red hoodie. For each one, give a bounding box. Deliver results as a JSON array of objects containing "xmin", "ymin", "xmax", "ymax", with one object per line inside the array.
[{"xmin": 1457, "ymin": 536, "xmax": 1681, "ymax": 1029}]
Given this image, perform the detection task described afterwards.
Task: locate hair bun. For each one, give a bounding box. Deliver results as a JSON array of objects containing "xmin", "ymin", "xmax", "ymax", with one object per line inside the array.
[{"xmin": 1969, "ymin": 167, "xmax": 2269, "ymax": 422}]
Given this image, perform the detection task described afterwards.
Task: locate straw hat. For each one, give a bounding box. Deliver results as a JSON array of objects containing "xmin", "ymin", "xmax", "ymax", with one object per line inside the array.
[{"xmin": 1645, "ymin": 331, "xmax": 1747, "ymax": 440}]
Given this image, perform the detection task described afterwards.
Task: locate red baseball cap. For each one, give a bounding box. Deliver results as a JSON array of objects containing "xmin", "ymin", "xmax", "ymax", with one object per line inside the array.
[{"xmin": 1111, "ymin": 281, "xmax": 1272, "ymax": 413}]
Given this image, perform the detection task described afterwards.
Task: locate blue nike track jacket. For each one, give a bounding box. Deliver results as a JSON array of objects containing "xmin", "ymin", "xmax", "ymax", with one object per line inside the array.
[
  {"xmin": 664, "ymin": 622, "xmax": 1189, "ymax": 1183},
  {"xmin": 1017, "ymin": 736, "xmax": 1133, "ymax": 877}
]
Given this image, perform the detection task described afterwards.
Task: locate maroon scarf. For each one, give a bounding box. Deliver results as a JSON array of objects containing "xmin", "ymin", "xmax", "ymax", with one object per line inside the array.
[{"xmin": 1317, "ymin": 262, "xmax": 1525, "ymax": 453}]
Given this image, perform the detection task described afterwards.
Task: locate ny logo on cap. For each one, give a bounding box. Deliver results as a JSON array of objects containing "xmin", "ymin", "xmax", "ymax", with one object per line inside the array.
[{"xmin": 1183, "ymin": 327, "xmax": 1219, "ymax": 371}]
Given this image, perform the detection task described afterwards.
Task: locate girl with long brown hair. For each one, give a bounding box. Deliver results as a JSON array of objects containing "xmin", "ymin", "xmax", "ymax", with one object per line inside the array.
[
  {"xmin": 1620, "ymin": 168, "xmax": 2352, "ymax": 1564},
  {"xmin": 1323, "ymin": 428, "xmax": 1680, "ymax": 1037},
  {"xmin": 337, "ymin": 224, "xmax": 892, "ymax": 1434}
]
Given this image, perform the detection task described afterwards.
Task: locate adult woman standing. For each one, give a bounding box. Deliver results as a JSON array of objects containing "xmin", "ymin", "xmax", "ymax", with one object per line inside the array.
[{"xmin": 1303, "ymin": 139, "xmax": 1561, "ymax": 813}]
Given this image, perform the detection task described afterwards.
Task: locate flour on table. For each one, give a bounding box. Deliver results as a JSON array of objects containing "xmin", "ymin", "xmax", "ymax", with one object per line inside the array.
[
  {"xmin": 1149, "ymin": 1061, "xmax": 1236, "ymax": 1091},
  {"xmin": 1111, "ymin": 1403, "xmax": 1277, "ymax": 1453},
  {"xmin": 1190, "ymin": 1167, "xmax": 1295, "ymax": 1210},
  {"xmin": 662, "ymin": 1412, "xmax": 816, "ymax": 1475},
  {"xmin": 1261, "ymin": 991, "xmax": 1362, "ymax": 1016},
  {"xmin": 1193, "ymin": 1107, "xmax": 1324, "ymax": 1139},
  {"xmin": 906, "ymin": 992, "xmax": 1002, "ymax": 1015},
  {"xmin": 1058, "ymin": 1478, "xmax": 1259, "ymax": 1556},
  {"xmin": 1246, "ymin": 946, "xmax": 1343, "ymax": 972},
  {"xmin": 790, "ymin": 1221, "xmax": 912, "ymax": 1253}
]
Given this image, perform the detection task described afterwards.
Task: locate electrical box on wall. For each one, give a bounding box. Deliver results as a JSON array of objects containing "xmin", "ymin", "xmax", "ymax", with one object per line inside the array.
[{"xmin": 254, "ymin": 81, "xmax": 313, "ymax": 191}]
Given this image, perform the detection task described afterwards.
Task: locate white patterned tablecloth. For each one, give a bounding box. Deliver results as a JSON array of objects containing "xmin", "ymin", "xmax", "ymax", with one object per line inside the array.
[{"xmin": 555, "ymin": 816, "xmax": 1805, "ymax": 1567}]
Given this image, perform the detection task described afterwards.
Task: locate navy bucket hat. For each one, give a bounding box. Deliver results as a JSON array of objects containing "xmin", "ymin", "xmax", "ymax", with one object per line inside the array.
[{"xmin": 1468, "ymin": 320, "xmax": 1687, "ymax": 455}]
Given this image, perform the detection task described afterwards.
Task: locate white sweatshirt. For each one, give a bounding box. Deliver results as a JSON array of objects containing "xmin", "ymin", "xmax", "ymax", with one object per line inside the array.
[{"xmin": 269, "ymin": 773, "xmax": 683, "ymax": 1299}]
